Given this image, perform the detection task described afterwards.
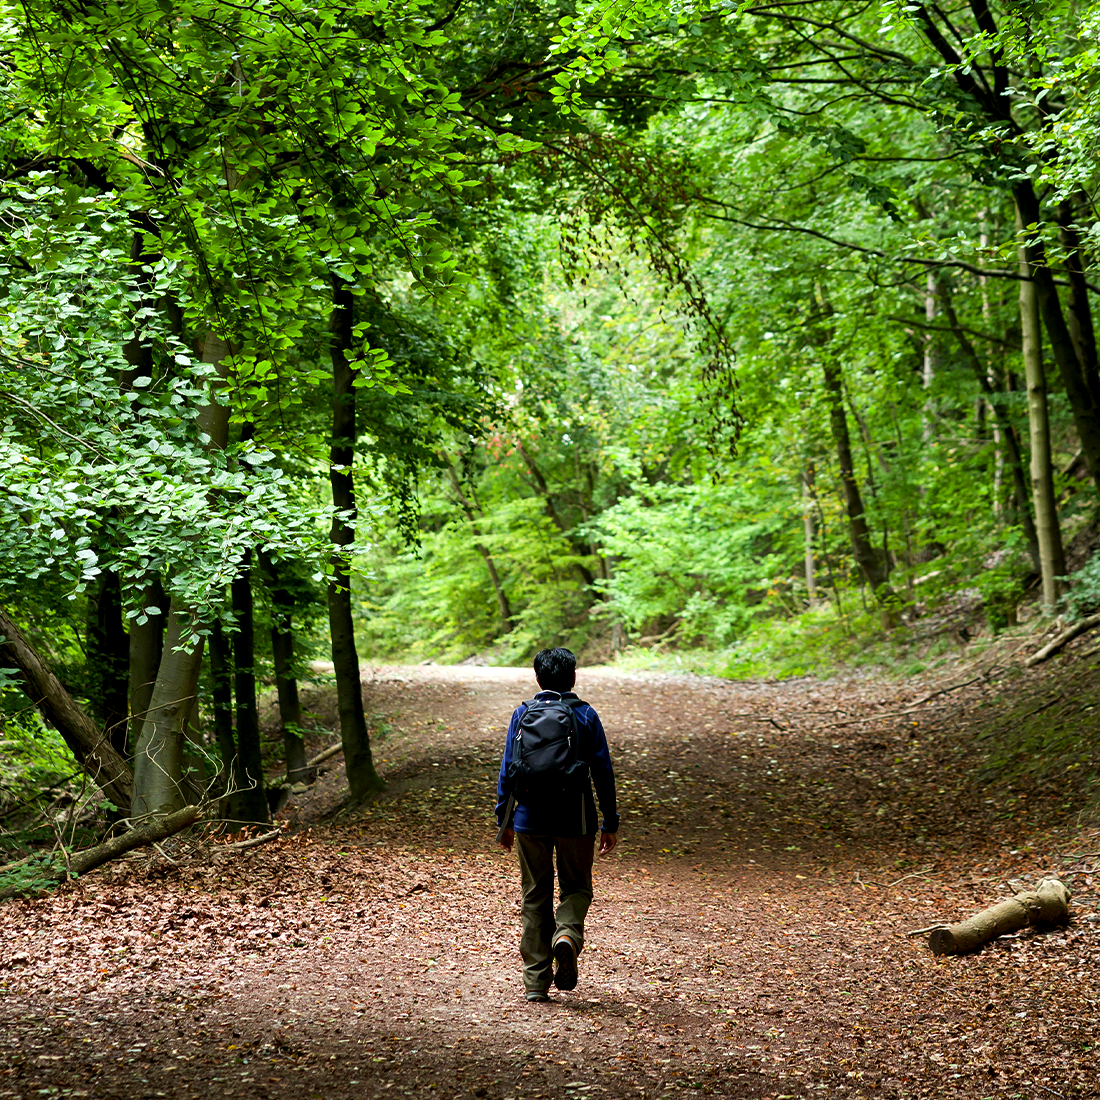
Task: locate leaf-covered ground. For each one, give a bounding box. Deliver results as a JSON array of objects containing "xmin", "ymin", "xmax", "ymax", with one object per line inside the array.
[{"xmin": 2, "ymin": 645, "xmax": 1099, "ymax": 1100}]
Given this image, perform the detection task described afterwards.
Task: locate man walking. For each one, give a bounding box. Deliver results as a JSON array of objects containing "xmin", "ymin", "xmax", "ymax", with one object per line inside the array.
[{"xmin": 496, "ymin": 648, "xmax": 619, "ymax": 1002}]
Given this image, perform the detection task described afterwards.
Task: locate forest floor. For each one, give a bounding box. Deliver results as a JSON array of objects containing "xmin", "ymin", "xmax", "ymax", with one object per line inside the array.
[{"xmin": 3, "ymin": 639, "xmax": 1100, "ymax": 1100}]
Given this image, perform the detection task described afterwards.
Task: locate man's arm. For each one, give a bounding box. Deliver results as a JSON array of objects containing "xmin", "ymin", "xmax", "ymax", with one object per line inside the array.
[
  {"xmin": 495, "ymin": 706, "xmax": 524, "ymax": 849},
  {"xmin": 583, "ymin": 707, "xmax": 619, "ymax": 837}
]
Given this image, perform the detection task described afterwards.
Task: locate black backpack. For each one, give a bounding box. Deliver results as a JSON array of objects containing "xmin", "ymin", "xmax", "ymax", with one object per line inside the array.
[{"xmin": 506, "ymin": 694, "xmax": 590, "ymax": 806}]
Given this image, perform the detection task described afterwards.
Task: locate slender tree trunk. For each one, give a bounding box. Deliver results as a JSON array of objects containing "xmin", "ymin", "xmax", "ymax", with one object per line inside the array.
[
  {"xmin": 922, "ymin": 272, "xmax": 938, "ymax": 444},
  {"xmin": 935, "ymin": 281, "xmax": 1041, "ymax": 572},
  {"xmin": 821, "ymin": 359, "xmax": 892, "ymax": 598},
  {"xmin": 128, "ymin": 574, "xmax": 165, "ymax": 754},
  {"xmin": 328, "ymin": 276, "xmax": 384, "ymax": 800},
  {"xmin": 131, "ymin": 332, "xmax": 232, "ymax": 818},
  {"xmin": 446, "ymin": 465, "xmax": 513, "ymax": 631},
  {"xmin": 86, "ymin": 570, "xmax": 130, "ymax": 755},
  {"xmin": 229, "ymin": 551, "xmax": 268, "ymax": 824},
  {"xmin": 0, "ymin": 607, "xmax": 133, "ymax": 811},
  {"xmin": 210, "ymin": 618, "xmax": 236, "ymax": 783},
  {"xmin": 1014, "ymin": 182, "xmax": 1100, "ymax": 496},
  {"xmin": 803, "ymin": 466, "xmax": 817, "ymax": 602},
  {"xmin": 1018, "ymin": 227, "xmax": 1066, "ymax": 614},
  {"xmin": 260, "ymin": 552, "xmax": 307, "ymax": 785},
  {"xmin": 514, "ymin": 439, "xmax": 597, "ymax": 587}
]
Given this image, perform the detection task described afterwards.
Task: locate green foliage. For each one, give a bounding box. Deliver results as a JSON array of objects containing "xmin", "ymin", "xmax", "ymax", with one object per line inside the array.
[{"xmin": 1064, "ymin": 552, "xmax": 1100, "ymax": 622}]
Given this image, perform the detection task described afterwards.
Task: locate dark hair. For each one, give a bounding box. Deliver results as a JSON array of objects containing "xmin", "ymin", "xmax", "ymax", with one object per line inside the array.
[{"xmin": 533, "ymin": 647, "xmax": 576, "ymax": 693}]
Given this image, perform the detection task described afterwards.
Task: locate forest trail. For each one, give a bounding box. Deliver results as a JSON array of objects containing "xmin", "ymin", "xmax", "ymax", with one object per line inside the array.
[{"xmin": 3, "ymin": 663, "xmax": 1099, "ymax": 1100}]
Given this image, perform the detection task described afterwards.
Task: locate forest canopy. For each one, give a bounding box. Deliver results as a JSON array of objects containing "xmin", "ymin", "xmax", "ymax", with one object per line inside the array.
[{"xmin": 2, "ymin": 0, "xmax": 1100, "ymax": 832}]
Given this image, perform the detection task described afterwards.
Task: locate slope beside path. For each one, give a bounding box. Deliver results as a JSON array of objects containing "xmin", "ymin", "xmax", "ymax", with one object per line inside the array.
[{"xmin": 2, "ymin": 662, "xmax": 1098, "ymax": 1099}]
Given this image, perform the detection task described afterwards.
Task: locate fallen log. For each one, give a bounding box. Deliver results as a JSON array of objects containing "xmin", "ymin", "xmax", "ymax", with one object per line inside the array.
[
  {"xmin": 926, "ymin": 877, "xmax": 1072, "ymax": 956},
  {"xmin": 1025, "ymin": 613, "xmax": 1100, "ymax": 667},
  {"xmin": 0, "ymin": 805, "xmax": 202, "ymax": 901},
  {"xmin": 0, "ymin": 607, "xmax": 134, "ymax": 811}
]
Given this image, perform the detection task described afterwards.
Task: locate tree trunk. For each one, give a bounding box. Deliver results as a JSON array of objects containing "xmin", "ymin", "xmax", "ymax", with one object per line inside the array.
[
  {"xmin": 1057, "ymin": 198, "xmax": 1100, "ymax": 412},
  {"xmin": 922, "ymin": 271, "xmax": 938, "ymax": 443},
  {"xmin": 935, "ymin": 280, "xmax": 1041, "ymax": 572},
  {"xmin": 514, "ymin": 439, "xmax": 597, "ymax": 587},
  {"xmin": 821, "ymin": 360, "xmax": 892, "ymax": 598},
  {"xmin": 328, "ymin": 277, "xmax": 384, "ymax": 800},
  {"xmin": 0, "ymin": 607, "xmax": 134, "ymax": 811},
  {"xmin": 128, "ymin": 573, "xmax": 165, "ymax": 755},
  {"xmin": 1018, "ymin": 222, "xmax": 1066, "ymax": 614},
  {"xmin": 260, "ymin": 553, "xmax": 307, "ymax": 785},
  {"xmin": 86, "ymin": 570, "xmax": 130, "ymax": 755},
  {"xmin": 927, "ymin": 878, "xmax": 1070, "ymax": 956},
  {"xmin": 131, "ymin": 332, "xmax": 232, "ymax": 819},
  {"xmin": 209, "ymin": 618, "xmax": 236, "ymax": 782},
  {"xmin": 228, "ymin": 551, "xmax": 269, "ymax": 825},
  {"xmin": 802, "ymin": 466, "xmax": 817, "ymax": 601},
  {"xmin": 446, "ymin": 464, "xmax": 513, "ymax": 631},
  {"xmin": 1014, "ymin": 182, "xmax": 1100, "ymax": 497}
]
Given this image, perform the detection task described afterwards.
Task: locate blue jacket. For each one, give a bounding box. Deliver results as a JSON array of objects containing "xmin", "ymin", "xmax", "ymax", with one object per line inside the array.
[{"xmin": 495, "ymin": 690, "xmax": 619, "ymax": 837}]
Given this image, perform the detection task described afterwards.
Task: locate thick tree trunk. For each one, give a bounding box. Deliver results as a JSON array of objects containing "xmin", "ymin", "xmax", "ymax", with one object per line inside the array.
[
  {"xmin": 821, "ymin": 360, "xmax": 892, "ymax": 598},
  {"xmin": 132, "ymin": 332, "xmax": 232, "ymax": 819},
  {"xmin": 328, "ymin": 277, "xmax": 384, "ymax": 800},
  {"xmin": 0, "ymin": 607, "xmax": 134, "ymax": 811},
  {"xmin": 1018, "ymin": 225, "xmax": 1066, "ymax": 613},
  {"xmin": 260, "ymin": 553, "xmax": 307, "ymax": 785},
  {"xmin": 1057, "ymin": 199, "xmax": 1100, "ymax": 412},
  {"xmin": 935, "ymin": 281, "xmax": 1041, "ymax": 571},
  {"xmin": 1014, "ymin": 183, "xmax": 1100, "ymax": 497},
  {"xmin": 128, "ymin": 574, "xmax": 165, "ymax": 754},
  {"xmin": 927, "ymin": 878, "xmax": 1070, "ymax": 955},
  {"xmin": 228, "ymin": 552, "xmax": 269, "ymax": 824},
  {"xmin": 86, "ymin": 571, "xmax": 130, "ymax": 755}
]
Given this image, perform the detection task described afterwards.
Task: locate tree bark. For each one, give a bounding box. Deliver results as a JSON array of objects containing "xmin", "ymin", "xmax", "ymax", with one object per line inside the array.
[
  {"xmin": 86, "ymin": 570, "xmax": 130, "ymax": 755},
  {"xmin": 1057, "ymin": 198, "xmax": 1100, "ymax": 412},
  {"xmin": 0, "ymin": 607, "xmax": 134, "ymax": 812},
  {"xmin": 1018, "ymin": 220, "xmax": 1066, "ymax": 613},
  {"xmin": 131, "ymin": 332, "xmax": 232, "ymax": 818},
  {"xmin": 927, "ymin": 878, "xmax": 1070, "ymax": 955},
  {"xmin": 228, "ymin": 551, "xmax": 269, "ymax": 825},
  {"xmin": 821, "ymin": 360, "xmax": 892, "ymax": 598},
  {"xmin": 260, "ymin": 552, "xmax": 307, "ymax": 785},
  {"xmin": 327, "ymin": 276, "xmax": 384, "ymax": 800},
  {"xmin": 1014, "ymin": 182, "xmax": 1100, "ymax": 497},
  {"xmin": 128, "ymin": 573, "xmax": 165, "ymax": 755}
]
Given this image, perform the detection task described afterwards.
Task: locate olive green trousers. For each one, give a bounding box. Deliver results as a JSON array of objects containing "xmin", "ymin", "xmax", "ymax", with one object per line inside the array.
[{"xmin": 515, "ymin": 833, "xmax": 596, "ymax": 994}]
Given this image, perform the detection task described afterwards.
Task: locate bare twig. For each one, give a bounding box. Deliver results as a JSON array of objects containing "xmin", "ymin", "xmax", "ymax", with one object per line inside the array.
[
  {"xmin": 906, "ymin": 923, "xmax": 950, "ymax": 936},
  {"xmin": 219, "ymin": 827, "xmax": 282, "ymax": 852},
  {"xmin": 888, "ymin": 866, "xmax": 935, "ymax": 888},
  {"xmin": 151, "ymin": 841, "xmax": 180, "ymax": 866}
]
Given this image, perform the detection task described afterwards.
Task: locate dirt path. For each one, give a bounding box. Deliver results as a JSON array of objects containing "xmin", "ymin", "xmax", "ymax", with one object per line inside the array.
[{"xmin": 2, "ymin": 664, "xmax": 1099, "ymax": 1100}]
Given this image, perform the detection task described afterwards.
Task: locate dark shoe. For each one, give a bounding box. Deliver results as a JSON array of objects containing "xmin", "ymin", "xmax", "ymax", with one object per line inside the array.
[
  {"xmin": 552, "ymin": 937, "xmax": 578, "ymax": 991},
  {"xmin": 525, "ymin": 989, "xmax": 550, "ymax": 1003}
]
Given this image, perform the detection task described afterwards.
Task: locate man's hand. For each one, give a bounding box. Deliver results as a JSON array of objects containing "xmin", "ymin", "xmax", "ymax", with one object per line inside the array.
[
  {"xmin": 498, "ymin": 827, "xmax": 515, "ymax": 852},
  {"xmin": 598, "ymin": 830, "xmax": 617, "ymax": 856}
]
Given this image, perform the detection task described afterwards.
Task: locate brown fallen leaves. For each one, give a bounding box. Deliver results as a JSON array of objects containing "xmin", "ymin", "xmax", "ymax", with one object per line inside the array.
[{"xmin": 2, "ymin": 651, "xmax": 1099, "ymax": 1100}]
